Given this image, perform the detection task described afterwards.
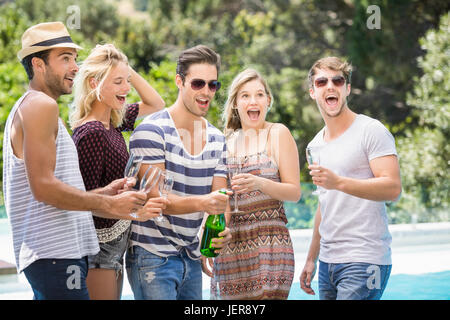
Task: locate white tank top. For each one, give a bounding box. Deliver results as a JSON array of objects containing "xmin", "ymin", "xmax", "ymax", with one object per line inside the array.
[{"xmin": 2, "ymin": 91, "xmax": 99, "ymax": 272}]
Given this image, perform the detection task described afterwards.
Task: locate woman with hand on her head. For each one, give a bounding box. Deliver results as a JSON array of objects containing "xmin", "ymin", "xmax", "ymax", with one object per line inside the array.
[
  {"xmin": 211, "ymin": 68, "xmax": 301, "ymax": 300},
  {"xmin": 70, "ymin": 44, "xmax": 168, "ymax": 300}
]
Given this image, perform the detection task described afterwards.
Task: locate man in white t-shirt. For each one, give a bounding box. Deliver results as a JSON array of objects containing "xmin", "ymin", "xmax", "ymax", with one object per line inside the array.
[{"xmin": 299, "ymin": 57, "xmax": 402, "ymax": 300}]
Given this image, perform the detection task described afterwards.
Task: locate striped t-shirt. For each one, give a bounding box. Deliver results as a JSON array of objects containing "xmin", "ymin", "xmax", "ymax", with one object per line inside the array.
[
  {"xmin": 2, "ymin": 91, "xmax": 100, "ymax": 273},
  {"xmin": 129, "ymin": 109, "xmax": 227, "ymax": 259}
]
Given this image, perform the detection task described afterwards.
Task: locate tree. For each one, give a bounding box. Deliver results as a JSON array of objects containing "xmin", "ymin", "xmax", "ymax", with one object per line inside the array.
[
  {"xmin": 1, "ymin": 0, "xmax": 449, "ymax": 226},
  {"xmin": 392, "ymin": 13, "xmax": 449, "ymax": 223},
  {"xmin": 347, "ymin": 0, "xmax": 449, "ymax": 134}
]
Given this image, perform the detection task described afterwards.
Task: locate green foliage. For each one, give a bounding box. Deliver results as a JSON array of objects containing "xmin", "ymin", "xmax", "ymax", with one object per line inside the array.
[
  {"xmin": 394, "ymin": 128, "xmax": 449, "ymax": 223},
  {"xmin": 14, "ymin": 0, "xmax": 121, "ymax": 44},
  {"xmin": 347, "ymin": 0, "xmax": 449, "ymax": 135},
  {"xmin": 393, "ymin": 13, "xmax": 450, "ymax": 223},
  {"xmin": 0, "ymin": 0, "xmax": 449, "ymax": 227},
  {"xmin": 0, "ymin": 62, "xmax": 29, "ymax": 187},
  {"xmin": 0, "ymin": 3, "xmax": 30, "ymax": 63},
  {"xmin": 407, "ymin": 13, "xmax": 450, "ymax": 130}
]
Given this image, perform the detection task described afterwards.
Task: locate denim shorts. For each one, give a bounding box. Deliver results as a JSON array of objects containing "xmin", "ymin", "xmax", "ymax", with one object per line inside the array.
[
  {"xmin": 318, "ymin": 260, "xmax": 392, "ymax": 300},
  {"xmin": 88, "ymin": 226, "xmax": 131, "ymax": 278}
]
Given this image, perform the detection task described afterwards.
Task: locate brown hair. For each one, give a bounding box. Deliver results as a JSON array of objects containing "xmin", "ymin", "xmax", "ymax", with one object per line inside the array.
[
  {"xmin": 176, "ymin": 45, "xmax": 221, "ymax": 82},
  {"xmin": 308, "ymin": 56, "xmax": 352, "ymax": 88}
]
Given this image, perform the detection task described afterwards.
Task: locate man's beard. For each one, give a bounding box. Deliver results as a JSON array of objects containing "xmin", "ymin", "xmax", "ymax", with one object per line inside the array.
[
  {"xmin": 183, "ymin": 99, "xmax": 207, "ymax": 118},
  {"xmin": 44, "ymin": 66, "xmax": 71, "ymax": 98}
]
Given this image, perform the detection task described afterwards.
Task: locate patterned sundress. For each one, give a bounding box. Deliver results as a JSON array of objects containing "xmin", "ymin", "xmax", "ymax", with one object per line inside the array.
[{"xmin": 211, "ymin": 151, "xmax": 295, "ymax": 300}]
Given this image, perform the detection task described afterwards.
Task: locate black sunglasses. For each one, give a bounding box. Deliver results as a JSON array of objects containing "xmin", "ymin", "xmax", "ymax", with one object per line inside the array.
[
  {"xmin": 188, "ymin": 79, "xmax": 221, "ymax": 92},
  {"xmin": 314, "ymin": 75, "xmax": 346, "ymax": 88}
]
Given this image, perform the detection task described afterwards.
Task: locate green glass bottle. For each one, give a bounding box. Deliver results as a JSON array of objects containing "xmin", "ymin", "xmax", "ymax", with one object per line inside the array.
[{"xmin": 200, "ymin": 190, "xmax": 227, "ymax": 258}]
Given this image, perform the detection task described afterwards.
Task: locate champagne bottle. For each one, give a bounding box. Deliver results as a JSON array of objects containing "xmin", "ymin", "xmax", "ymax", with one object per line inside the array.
[{"xmin": 200, "ymin": 189, "xmax": 227, "ymax": 258}]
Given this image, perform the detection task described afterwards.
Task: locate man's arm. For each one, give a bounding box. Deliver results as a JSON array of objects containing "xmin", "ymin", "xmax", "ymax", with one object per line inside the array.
[
  {"xmin": 300, "ymin": 205, "xmax": 321, "ymax": 295},
  {"xmin": 307, "ymin": 205, "xmax": 321, "ymax": 264},
  {"xmin": 18, "ymin": 93, "xmax": 145, "ymax": 217},
  {"xmin": 310, "ymin": 154, "xmax": 402, "ymax": 202}
]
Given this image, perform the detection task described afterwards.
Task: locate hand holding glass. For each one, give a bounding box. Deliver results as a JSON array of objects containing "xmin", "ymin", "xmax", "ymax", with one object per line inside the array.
[
  {"xmin": 130, "ymin": 165, "xmax": 162, "ymax": 219},
  {"xmin": 306, "ymin": 146, "xmax": 325, "ymax": 195},
  {"xmin": 154, "ymin": 172, "xmax": 174, "ymax": 222},
  {"xmin": 124, "ymin": 154, "xmax": 143, "ymax": 187}
]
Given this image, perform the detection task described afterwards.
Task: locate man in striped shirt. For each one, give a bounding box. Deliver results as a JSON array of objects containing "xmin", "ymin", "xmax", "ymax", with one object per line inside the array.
[{"xmin": 126, "ymin": 45, "xmax": 232, "ymax": 300}]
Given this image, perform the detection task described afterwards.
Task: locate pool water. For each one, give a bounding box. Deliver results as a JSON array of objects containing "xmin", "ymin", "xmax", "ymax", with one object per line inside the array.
[
  {"xmin": 1, "ymin": 219, "xmax": 449, "ymax": 300},
  {"xmin": 2, "ymin": 266, "xmax": 450, "ymax": 300},
  {"xmin": 194, "ymin": 271, "xmax": 450, "ymax": 300},
  {"xmin": 380, "ymin": 271, "xmax": 450, "ymax": 300},
  {"xmin": 288, "ymin": 271, "xmax": 450, "ymax": 300}
]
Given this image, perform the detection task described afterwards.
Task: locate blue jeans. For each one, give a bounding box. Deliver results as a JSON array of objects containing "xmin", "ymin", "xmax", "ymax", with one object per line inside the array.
[
  {"xmin": 318, "ymin": 261, "xmax": 391, "ymax": 300},
  {"xmin": 125, "ymin": 246, "xmax": 203, "ymax": 300},
  {"xmin": 23, "ymin": 257, "xmax": 90, "ymax": 300}
]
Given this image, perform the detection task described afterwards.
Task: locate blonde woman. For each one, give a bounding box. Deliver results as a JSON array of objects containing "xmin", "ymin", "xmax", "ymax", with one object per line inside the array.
[
  {"xmin": 211, "ymin": 68, "xmax": 301, "ymax": 300},
  {"xmin": 70, "ymin": 44, "xmax": 166, "ymax": 300}
]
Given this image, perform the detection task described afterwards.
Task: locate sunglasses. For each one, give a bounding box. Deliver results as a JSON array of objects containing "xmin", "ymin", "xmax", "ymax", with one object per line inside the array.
[
  {"xmin": 188, "ymin": 79, "xmax": 221, "ymax": 92},
  {"xmin": 314, "ymin": 76, "xmax": 346, "ymax": 88}
]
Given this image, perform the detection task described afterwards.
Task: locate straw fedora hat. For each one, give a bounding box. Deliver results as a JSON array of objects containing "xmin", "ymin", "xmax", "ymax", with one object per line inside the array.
[{"xmin": 17, "ymin": 21, "xmax": 82, "ymax": 61}]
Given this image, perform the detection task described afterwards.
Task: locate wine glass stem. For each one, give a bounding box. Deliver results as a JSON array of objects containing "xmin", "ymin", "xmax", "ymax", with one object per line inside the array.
[{"xmin": 155, "ymin": 194, "xmax": 168, "ymax": 220}]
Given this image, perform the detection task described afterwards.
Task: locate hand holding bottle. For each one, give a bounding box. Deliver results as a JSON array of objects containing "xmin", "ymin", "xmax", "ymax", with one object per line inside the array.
[
  {"xmin": 200, "ymin": 189, "xmax": 233, "ymax": 215},
  {"xmin": 200, "ymin": 190, "xmax": 232, "ymax": 255}
]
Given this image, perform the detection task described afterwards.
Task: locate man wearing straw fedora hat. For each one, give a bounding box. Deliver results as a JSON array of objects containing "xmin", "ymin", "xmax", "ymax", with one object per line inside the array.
[{"xmin": 2, "ymin": 22, "xmax": 149, "ymax": 299}]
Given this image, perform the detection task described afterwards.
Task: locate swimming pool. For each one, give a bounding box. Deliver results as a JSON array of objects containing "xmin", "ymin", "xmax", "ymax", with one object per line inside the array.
[
  {"xmin": 287, "ymin": 271, "xmax": 450, "ymax": 300},
  {"xmin": 121, "ymin": 270, "xmax": 450, "ymax": 300},
  {"xmin": 1, "ymin": 220, "xmax": 449, "ymax": 300},
  {"xmin": 3, "ymin": 271, "xmax": 450, "ymax": 300}
]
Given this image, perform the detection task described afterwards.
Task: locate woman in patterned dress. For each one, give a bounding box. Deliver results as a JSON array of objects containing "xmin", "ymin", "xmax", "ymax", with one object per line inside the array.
[
  {"xmin": 211, "ymin": 68, "xmax": 301, "ymax": 300},
  {"xmin": 70, "ymin": 44, "xmax": 167, "ymax": 299}
]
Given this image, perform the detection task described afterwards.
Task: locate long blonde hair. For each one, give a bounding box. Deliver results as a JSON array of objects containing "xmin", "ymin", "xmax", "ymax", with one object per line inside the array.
[
  {"xmin": 70, "ymin": 44, "xmax": 129, "ymax": 130},
  {"xmin": 222, "ymin": 68, "xmax": 274, "ymax": 137}
]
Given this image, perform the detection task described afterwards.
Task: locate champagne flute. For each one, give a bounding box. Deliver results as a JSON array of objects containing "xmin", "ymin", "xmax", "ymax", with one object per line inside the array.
[
  {"xmin": 154, "ymin": 172, "xmax": 174, "ymax": 222},
  {"xmin": 124, "ymin": 153, "xmax": 143, "ymax": 187},
  {"xmin": 306, "ymin": 146, "xmax": 325, "ymax": 195},
  {"xmin": 129, "ymin": 165, "xmax": 162, "ymax": 219},
  {"xmin": 227, "ymin": 156, "xmax": 244, "ymax": 213}
]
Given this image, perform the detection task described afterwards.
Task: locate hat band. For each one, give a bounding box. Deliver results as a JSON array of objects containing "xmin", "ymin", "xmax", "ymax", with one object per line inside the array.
[{"xmin": 31, "ymin": 36, "xmax": 74, "ymax": 47}]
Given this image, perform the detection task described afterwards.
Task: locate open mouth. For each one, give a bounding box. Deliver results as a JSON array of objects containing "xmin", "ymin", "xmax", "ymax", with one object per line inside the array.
[
  {"xmin": 247, "ymin": 109, "xmax": 260, "ymax": 121},
  {"xmin": 196, "ymin": 97, "xmax": 210, "ymax": 108},
  {"xmin": 64, "ymin": 77, "xmax": 74, "ymax": 86},
  {"xmin": 116, "ymin": 95, "xmax": 126, "ymax": 104},
  {"xmin": 325, "ymin": 95, "xmax": 338, "ymax": 108}
]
